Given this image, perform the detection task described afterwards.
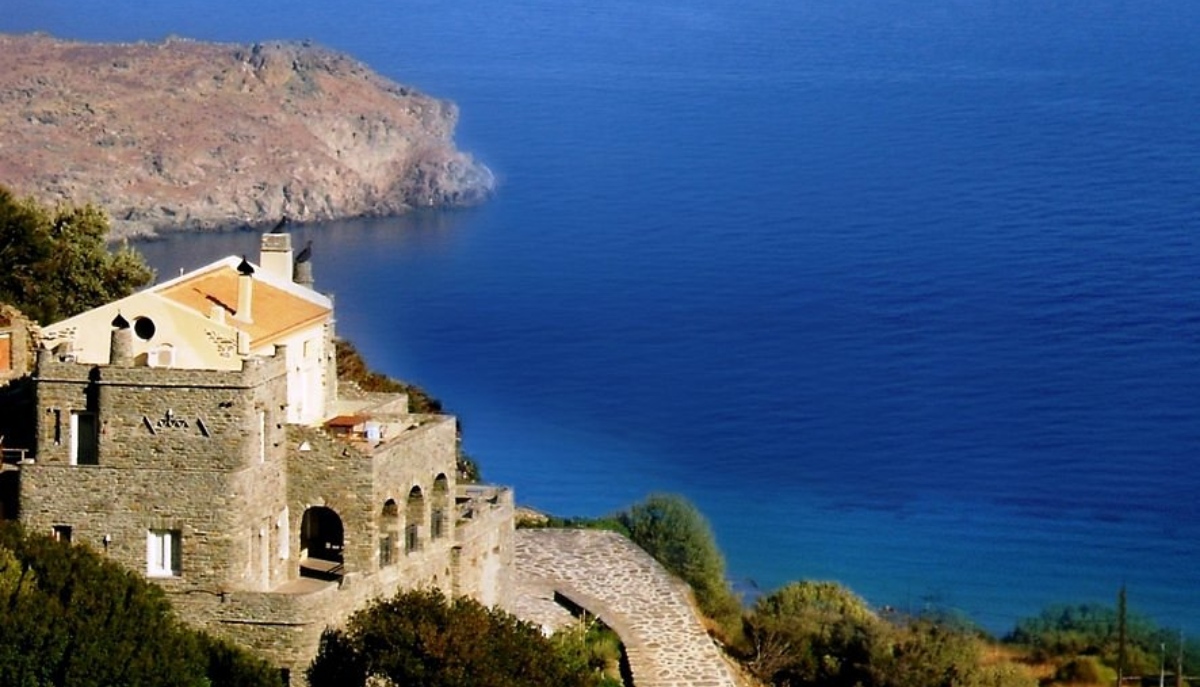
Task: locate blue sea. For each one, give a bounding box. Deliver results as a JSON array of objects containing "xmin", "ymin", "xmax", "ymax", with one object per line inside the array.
[{"xmin": 7, "ymin": 0, "xmax": 1199, "ymax": 636}]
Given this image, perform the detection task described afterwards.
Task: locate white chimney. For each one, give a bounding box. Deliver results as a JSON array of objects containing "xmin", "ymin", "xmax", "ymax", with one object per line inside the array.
[
  {"xmin": 260, "ymin": 232, "xmax": 293, "ymax": 282},
  {"xmin": 235, "ymin": 256, "xmax": 254, "ymax": 323}
]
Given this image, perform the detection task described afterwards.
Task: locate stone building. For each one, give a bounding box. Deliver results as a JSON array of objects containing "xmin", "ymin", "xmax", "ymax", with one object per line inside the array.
[
  {"xmin": 0, "ymin": 233, "xmax": 514, "ymax": 680},
  {"xmin": 0, "ymin": 303, "xmax": 38, "ymax": 385}
]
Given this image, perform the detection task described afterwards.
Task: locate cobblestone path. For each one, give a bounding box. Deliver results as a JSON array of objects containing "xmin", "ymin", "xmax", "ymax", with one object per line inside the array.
[{"xmin": 506, "ymin": 529, "xmax": 739, "ymax": 687}]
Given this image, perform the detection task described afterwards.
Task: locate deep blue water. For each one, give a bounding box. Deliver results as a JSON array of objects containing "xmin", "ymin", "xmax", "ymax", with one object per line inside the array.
[{"xmin": 7, "ymin": 0, "xmax": 1200, "ymax": 636}]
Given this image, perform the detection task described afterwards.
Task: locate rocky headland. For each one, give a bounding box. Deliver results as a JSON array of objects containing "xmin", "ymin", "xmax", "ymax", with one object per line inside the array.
[{"xmin": 0, "ymin": 33, "xmax": 494, "ymax": 238}]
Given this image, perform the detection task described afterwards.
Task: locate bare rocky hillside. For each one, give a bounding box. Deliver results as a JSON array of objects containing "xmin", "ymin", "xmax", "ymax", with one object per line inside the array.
[{"xmin": 0, "ymin": 33, "xmax": 494, "ymax": 238}]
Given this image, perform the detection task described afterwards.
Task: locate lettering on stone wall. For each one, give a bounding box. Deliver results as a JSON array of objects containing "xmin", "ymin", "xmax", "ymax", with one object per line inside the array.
[
  {"xmin": 205, "ymin": 330, "xmax": 237, "ymax": 358},
  {"xmin": 142, "ymin": 409, "xmax": 208, "ymax": 436},
  {"xmin": 156, "ymin": 409, "xmax": 189, "ymax": 430}
]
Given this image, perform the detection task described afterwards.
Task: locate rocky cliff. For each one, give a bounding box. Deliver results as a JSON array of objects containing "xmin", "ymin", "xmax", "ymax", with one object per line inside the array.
[{"xmin": 0, "ymin": 34, "xmax": 494, "ymax": 238}]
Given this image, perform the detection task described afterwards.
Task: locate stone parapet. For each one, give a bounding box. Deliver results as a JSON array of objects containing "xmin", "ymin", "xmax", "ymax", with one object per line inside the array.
[
  {"xmin": 452, "ymin": 485, "xmax": 514, "ymax": 608},
  {"xmin": 507, "ymin": 529, "xmax": 739, "ymax": 687}
]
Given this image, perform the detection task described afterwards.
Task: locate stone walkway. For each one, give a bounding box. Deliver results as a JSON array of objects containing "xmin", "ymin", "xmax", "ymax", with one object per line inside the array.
[{"xmin": 506, "ymin": 529, "xmax": 739, "ymax": 687}]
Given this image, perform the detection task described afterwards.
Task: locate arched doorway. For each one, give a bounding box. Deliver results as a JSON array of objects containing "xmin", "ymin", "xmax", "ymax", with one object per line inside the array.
[{"xmin": 300, "ymin": 506, "xmax": 344, "ymax": 580}]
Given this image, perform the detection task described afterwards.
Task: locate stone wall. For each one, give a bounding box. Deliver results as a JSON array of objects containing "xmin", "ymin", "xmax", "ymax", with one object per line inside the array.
[
  {"xmin": 285, "ymin": 424, "xmax": 378, "ymax": 573},
  {"xmin": 0, "ymin": 304, "xmax": 37, "ymax": 384},
  {"xmin": 0, "ymin": 306, "xmax": 41, "ymax": 475},
  {"xmin": 285, "ymin": 413, "xmax": 458, "ymax": 574},
  {"xmin": 170, "ymin": 489, "xmax": 513, "ymax": 675},
  {"xmin": 31, "ymin": 349, "xmax": 287, "ymax": 470},
  {"xmin": 22, "ymin": 349, "xmax": 291, "ymax": 591},
  {"xmin": 452, "ymin": 485, "xmax": 514, "ymax": 608},
  {"xmin": 14, "ymin": 341, "xmax": 515, "ymax": 680}
]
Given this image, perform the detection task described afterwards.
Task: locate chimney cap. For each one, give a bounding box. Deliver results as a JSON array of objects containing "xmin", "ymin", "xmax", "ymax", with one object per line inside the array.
[{"xmin": 237, "ymin": 256, "xmax": 255, "ymax": 276}]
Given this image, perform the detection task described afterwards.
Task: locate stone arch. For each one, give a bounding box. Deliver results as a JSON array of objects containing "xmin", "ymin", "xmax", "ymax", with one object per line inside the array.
[
  {"xmin": 431, "ymin": 474, "xmax": 450, "ymax": 540},
  {"xmin": 380, "ymin": 499, "xmax": 400, "ymax": 566},
  {"xmin": 299, "ymin": 506, "xmax": 344, "ymax": 580},
  {"xmin": 405, "ymin": 486, "xmax": 425, "ymax": 553}
]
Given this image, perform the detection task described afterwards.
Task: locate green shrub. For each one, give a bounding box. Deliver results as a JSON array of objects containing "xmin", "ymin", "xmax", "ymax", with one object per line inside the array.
[
  {"xmin": 551, "ymin": 615, "xmax": 625, "ymax": 686},
  {"xmin": 1054, "ymin": 655, "xmax": 1115, "ymax": 685},
  {"xmin": 616, "ymin": 493, "xmax": 741, "ymax": 637},
  {"xmin": 0, "ymin": 523, "xmax": 280, "ymax": 687},
  {"xmin": 744, "ymin": 581, "xmax": 882, "ymax": 687},
  {"xmin": 306, "ymin": 588, "xmax": 599, "ymax": 687}
]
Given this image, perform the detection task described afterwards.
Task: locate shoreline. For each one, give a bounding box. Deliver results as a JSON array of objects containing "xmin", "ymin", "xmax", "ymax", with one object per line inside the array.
[{"xmin": 0, "ymin": 33, "xmax": 494, "ymax": 240}]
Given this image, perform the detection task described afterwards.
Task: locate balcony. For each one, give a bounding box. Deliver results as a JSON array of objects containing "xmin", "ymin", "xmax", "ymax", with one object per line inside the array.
[{"xmin": 0, "ymin": 446, "xmax": 31, "ymax": 465}]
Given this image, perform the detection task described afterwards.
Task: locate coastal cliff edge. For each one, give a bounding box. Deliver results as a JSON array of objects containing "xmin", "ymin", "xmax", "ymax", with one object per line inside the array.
[{"xmin": 0, "ymin": 33, "xmax": 494, "ymax": 238}]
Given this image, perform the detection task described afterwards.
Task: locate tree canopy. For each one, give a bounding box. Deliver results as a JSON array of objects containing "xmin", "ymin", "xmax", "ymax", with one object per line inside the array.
[
  {"xmin": 1007, "ymin": 601, "xmax": 1197, "ymax": 678},
  {"xmin": 307, "ymin": 588, "xmax": 601, "ymax": 687},
  {"xmin": 0, "ymin": 523, "xmax": 280, "ymax": 687},
  {"xmin": 0, "ymin": 185, "xmax": 153, "ymax": 325}
]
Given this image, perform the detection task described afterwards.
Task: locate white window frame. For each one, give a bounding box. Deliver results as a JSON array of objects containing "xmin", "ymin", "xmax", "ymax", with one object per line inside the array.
[
  {"xmin": 278, "ymin": 507, "xmax": 290, "ymax": 560},
  {"xmin": 258, "ymin": 410, "xmax": 266, "ymax": 463},
  {"xmin": 146, "ymin": 529, "xmax": 181, "ymax": 577},
  {"xmin": 69, "ymin": 411, "xmax": 98, "ymax": 466}
]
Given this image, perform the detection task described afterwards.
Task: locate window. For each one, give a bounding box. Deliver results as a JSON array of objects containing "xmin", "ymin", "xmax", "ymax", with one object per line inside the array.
[
  {"xmin": 70, "ymin": 412, "xmax": 98, "ymax": 465},
  {"xmin": 257, "ymin": 410, "xmax": 266, "ymax": 463},
  {"xmin": 51, "ymin": 525, "xmax": 72, "ymax": 543},
  {"xmin": 146, "ymin": 529, "xmax": 181, "ymax": 577},
  {"xmin": 380, "ymin": 500, "xmax": 399, "ymax": 566},
  {"xmin": 379, "ymin": 535, "xmax": 394, "ymax": 566},
  {"xmin": 405, "ymin": 524, "xmax": 420, "ymax": 554},
  {"xmin": 277, "ymin": 508, "xmax": 289, "ymax": 560},
  {"xmin": 147, "ymin": 343, "xmax": 174, "ymax": 368},
  {"xmin": 133, "ymin": 316, "xmax": 156, "ymax": 341},
  {"xmin": 431, "ymin": 508, "xmax": 446, "ymax": 540}
]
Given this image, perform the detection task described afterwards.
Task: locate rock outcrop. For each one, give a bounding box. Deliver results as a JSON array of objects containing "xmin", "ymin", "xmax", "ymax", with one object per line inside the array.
[{"xmin": 0, "ymin": 34, "xmax": 494, "ymax": 238}]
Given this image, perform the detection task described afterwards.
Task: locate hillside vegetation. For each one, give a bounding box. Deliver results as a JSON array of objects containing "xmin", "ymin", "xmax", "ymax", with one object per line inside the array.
[
  {"xmin": 556, "ymin": 493, "xmax": 1197, "ymax": 687},
  {"xmin": 0, "ymin": 523, "xmax": 280, "ymax": 687}
]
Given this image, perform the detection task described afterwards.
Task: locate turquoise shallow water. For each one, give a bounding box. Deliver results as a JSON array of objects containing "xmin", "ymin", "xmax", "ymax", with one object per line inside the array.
[{"xmin": 9, "ymin": 0, "xmax": 1200, "ymax": 635}]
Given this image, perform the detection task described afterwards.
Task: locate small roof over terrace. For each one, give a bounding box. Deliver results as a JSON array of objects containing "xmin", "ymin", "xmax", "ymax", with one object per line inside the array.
[{"xmin": 317, "ymin": 394, "xmax": 446, "ymax": 454}]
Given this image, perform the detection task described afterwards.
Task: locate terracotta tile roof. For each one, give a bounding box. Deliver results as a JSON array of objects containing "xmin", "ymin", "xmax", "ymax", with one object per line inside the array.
[{"xmin": 157, "ymin": 264, "xmax": 329, "ymax": 347}]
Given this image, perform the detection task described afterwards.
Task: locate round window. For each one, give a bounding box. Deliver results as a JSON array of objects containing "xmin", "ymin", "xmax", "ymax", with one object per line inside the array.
[{"xmin": 133, "ymin": 317, "xmax": 156, "ymax": 341}]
